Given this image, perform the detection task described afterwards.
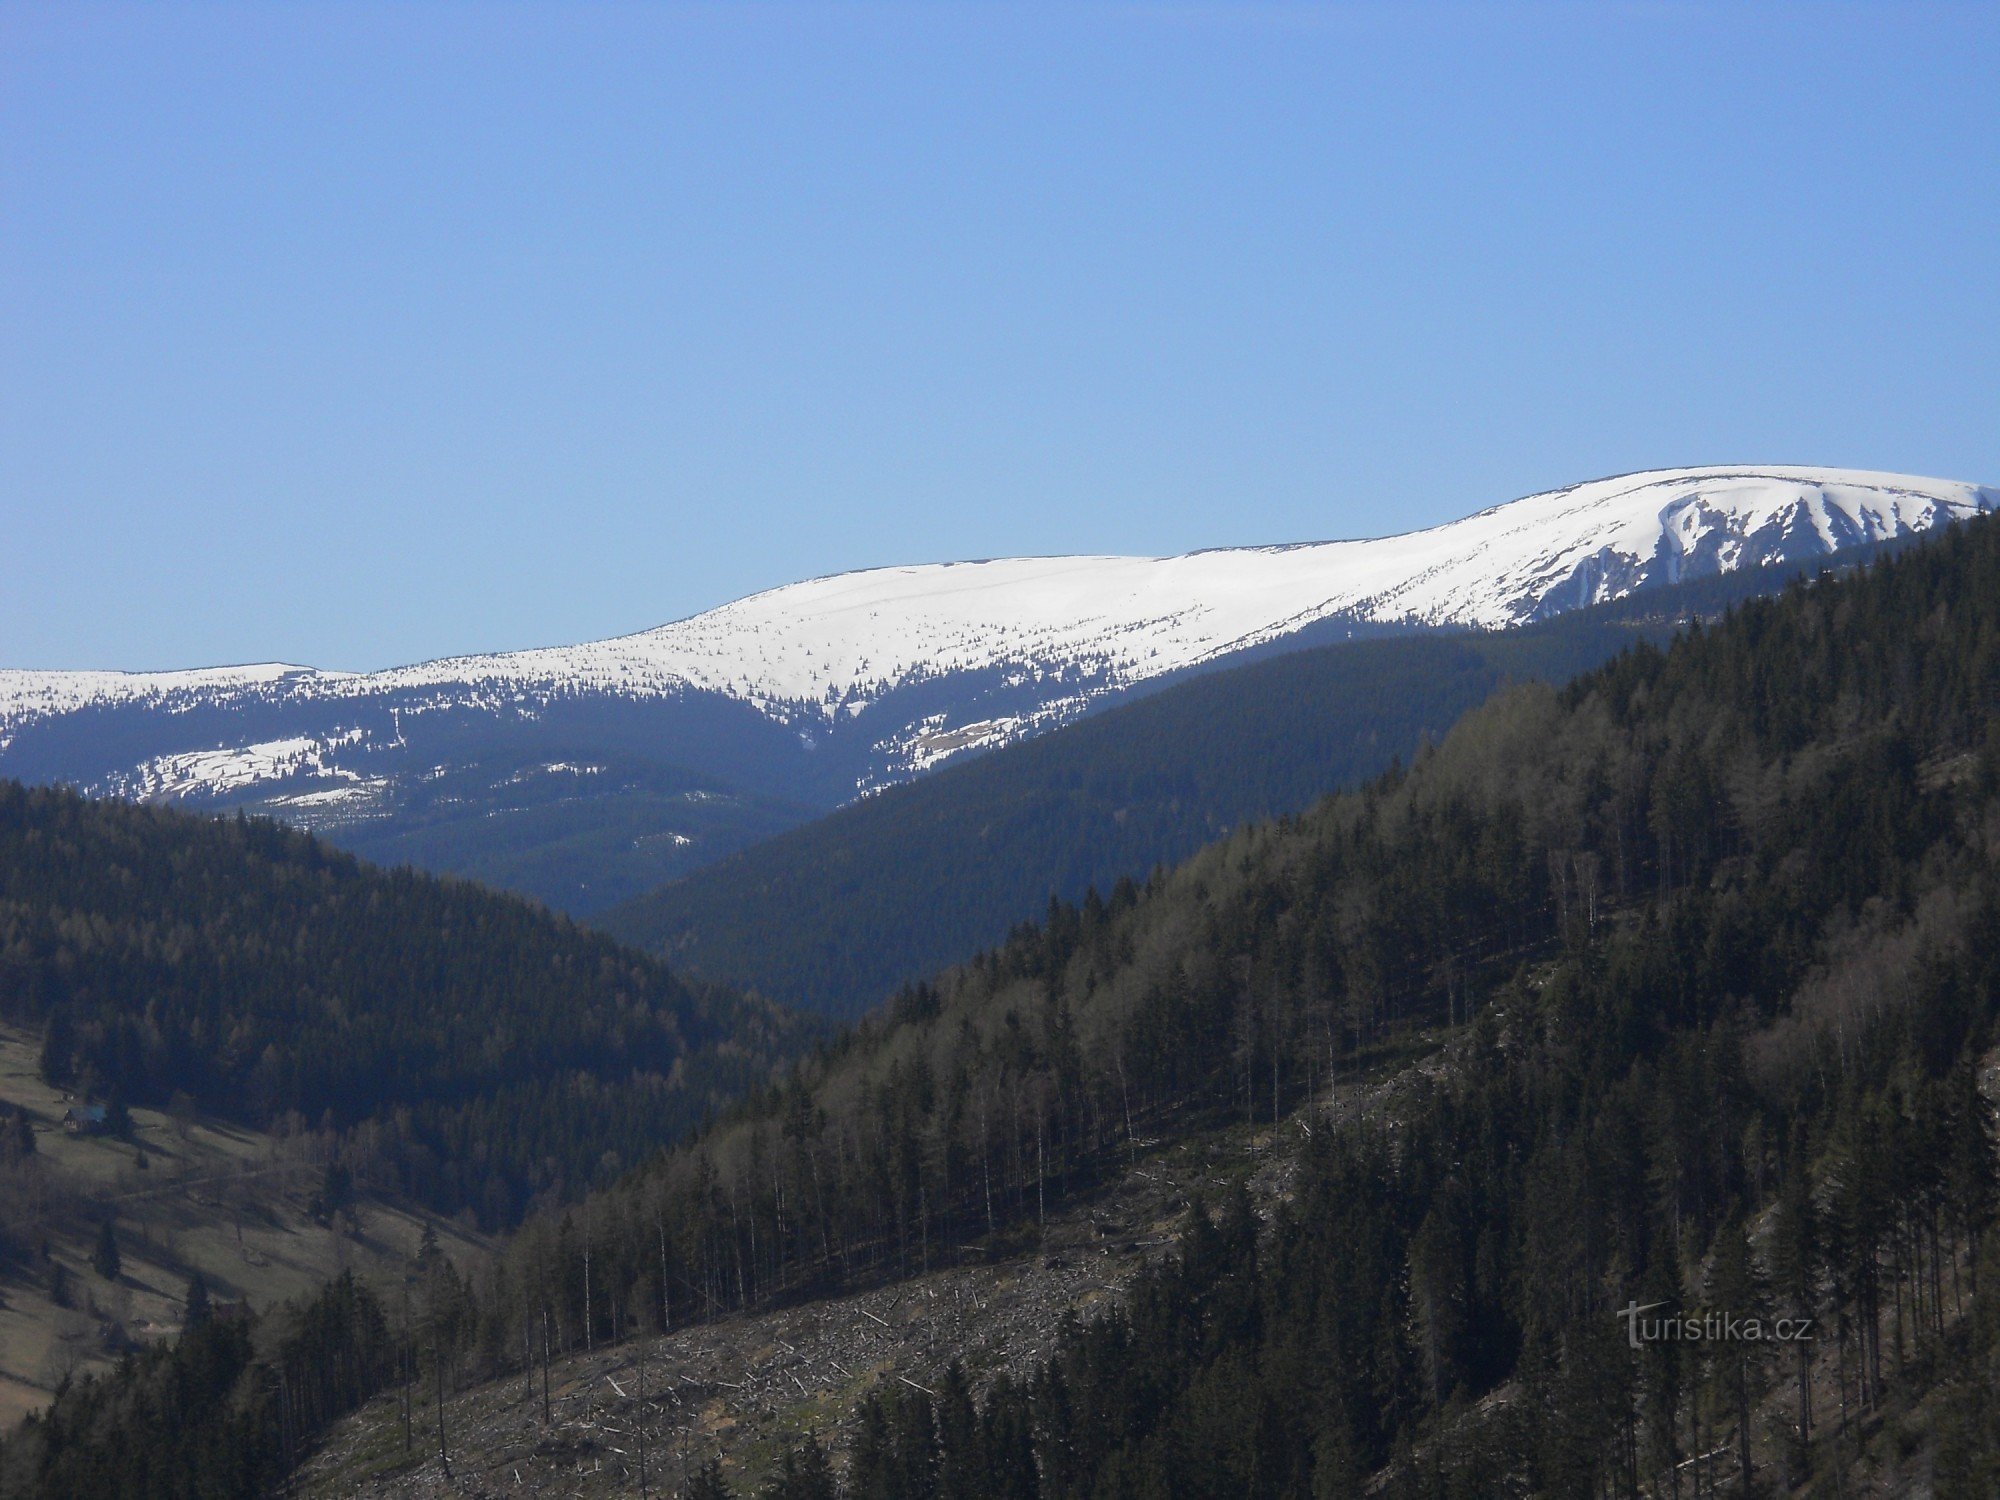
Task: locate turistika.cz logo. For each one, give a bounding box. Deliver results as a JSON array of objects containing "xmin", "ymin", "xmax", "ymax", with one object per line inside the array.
[{"xmin": 1616, "ymin": 1300, "xmax": 1815, "ymax": 1351}]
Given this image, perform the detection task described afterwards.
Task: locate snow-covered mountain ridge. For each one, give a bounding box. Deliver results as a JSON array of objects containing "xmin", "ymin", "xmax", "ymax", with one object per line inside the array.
[
  {"xmin": 4, "ymin": 467, "xmax": 1991, "ymax": 738},
  {"xmin": 0, "ymin": 465, "xmax": 1991, "ymax": 917}
]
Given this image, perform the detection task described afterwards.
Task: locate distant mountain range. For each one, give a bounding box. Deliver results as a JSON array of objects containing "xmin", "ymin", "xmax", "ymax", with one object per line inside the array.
[{"xmin": 1, "ymin": 466, "xmax": 1990, "ymax": 913}]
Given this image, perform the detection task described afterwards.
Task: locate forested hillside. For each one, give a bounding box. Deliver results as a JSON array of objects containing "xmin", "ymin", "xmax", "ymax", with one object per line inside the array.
[
  {"xmin": 0, "ymin": 787, "xmax": 805, "ymax": 1229},
  {"xmin": 603, "ymin": 545, "xmax": 1904, "ymax": 1019},
  {"xmin": 485, "ymin": 514, "xmax": 2000, "ymax": 1493},
  {"xmin": 324, "ymin": 747, "xmax": 817, "ymax": 915},
  {"xmin": 16, "ymin": 519, "xmax": 2000, "ymax": 1497}
]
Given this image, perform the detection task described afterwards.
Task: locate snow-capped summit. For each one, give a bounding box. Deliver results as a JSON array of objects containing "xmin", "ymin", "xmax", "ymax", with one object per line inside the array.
[
  {"xmin": 403, "ymin": 464, "xmax": 1977, "ymax": 716},
  {"xmin": 0, "ymin": 464, "xmax": 1989, "ymax": 910},
  {"xmin": 7, "ymin": 465, "xmax": 1980, "ymax": 741}
]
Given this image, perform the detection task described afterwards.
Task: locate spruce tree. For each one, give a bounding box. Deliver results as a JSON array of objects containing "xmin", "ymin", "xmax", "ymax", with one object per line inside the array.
[
  {"xmin": 760, "ymin": 1436, "xmax": 837, "ymax": 1500},
  {"xmin": 846, "ymin": 1394, "xmax": 893, "ymax": 1498},
  {"xmin": 934, "ymin": 1363, "xmax": 979, "ymax": 1500},
  {"xmin": 1770, "ymin": 1152, "xmax": 1819, "ymax": 1467},
  {"xmin": 1946, "ymin": 1049, "xmax": 1998, "ymax": 1295},
  {"xmin": 185, "ymin": 1272, "xmax": 212, "ymax": 1328},
  {"xmin": 91, "ymin": 1221, "xmax": 121, "ymax": 1281},
  {"xmin": 1704, "ymin": 1215, "xmax": 1767, "ymax": 1493},
  {"xmin": 3, "ymin": 1105, "xmax": 35, "ymax": 1163}
]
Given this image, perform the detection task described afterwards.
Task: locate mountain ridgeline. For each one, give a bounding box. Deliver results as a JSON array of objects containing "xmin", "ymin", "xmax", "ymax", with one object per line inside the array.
[
  {"xmin": 426, "ymin": 509, "xmax": 2000, "ymax": 1494},
  {"xmin": 600, "ymin": 543, "xmax": 1916, "ymax": 1018},
  {"xmin": 0, "ymin": 786, "xmax": 805, "ymax": 1229},
  {"xmin": 1, "ymin": 469, "xmax": 1987, "ymax": 921}
]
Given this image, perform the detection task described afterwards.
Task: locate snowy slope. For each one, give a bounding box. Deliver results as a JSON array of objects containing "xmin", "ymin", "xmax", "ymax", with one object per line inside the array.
[
  {"xmin": 2, "ymin": 467, "xmax": 1991, "ymax": 793},
  {"xmin": 407, "ymin": 465, "xmax": 1982, "ymax": 716},
  {"xmin": 3, "ymin": 463, "xmax": 1990, "ymax": 913},
  {"xmin": 0, "ymin": 663, "xmax": 339, "ymax": 739}
]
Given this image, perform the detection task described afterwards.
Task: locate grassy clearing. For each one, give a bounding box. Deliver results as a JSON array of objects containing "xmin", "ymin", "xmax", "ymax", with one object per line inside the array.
[{"xmin": 0, "ymin": 1025, "xmax": 485, "ymax": 1426}]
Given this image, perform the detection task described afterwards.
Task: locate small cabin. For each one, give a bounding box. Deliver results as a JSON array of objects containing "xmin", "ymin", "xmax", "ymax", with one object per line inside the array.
[{"xmin": 61, "ymin": 1105, "xmax": 108, "ymax": 1137}]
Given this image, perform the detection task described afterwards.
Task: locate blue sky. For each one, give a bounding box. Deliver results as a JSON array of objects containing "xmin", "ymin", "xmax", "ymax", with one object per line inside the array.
[{"xmin": 3, "ymin": 1, "xmax": 1995, "ymax": 672}]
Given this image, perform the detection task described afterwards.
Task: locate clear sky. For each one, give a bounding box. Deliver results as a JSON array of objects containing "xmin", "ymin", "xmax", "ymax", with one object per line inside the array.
[{"xmin": 3, "ymin": 1, "xmax": 1995, "ymax": 673}]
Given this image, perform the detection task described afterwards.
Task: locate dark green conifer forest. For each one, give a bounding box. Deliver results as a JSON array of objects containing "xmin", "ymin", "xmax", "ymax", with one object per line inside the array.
[
  {"xmin": 0, "ymin": 787, "xmax": 806, "ymax": 1227},
  {"xmin": 528, "ymin": 518, "xmax": 2000, "ymax": 1493},
  {"xmin": 9, "ymin": 521, "xmax": 2000, "ymax": 1496}
]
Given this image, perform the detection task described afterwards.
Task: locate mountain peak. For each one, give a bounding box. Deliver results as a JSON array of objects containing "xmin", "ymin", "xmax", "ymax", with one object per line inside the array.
[
  {"xmin": 1, "ymin": 465, "xmax": 1989, "ymax": 816},
  {"xmin": 361, "ymin": 464, "xmax": 1996, "ymax": 710}
]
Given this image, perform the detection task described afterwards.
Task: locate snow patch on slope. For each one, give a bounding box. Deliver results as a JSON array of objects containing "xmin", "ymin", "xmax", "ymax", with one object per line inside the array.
[
  {"xmin": 103, "ymin": 729, "xmax": 369, "ymax": 800},
  {"xmin": 0, "ymin": 663, "xmax": 345, "ymax": 734}
]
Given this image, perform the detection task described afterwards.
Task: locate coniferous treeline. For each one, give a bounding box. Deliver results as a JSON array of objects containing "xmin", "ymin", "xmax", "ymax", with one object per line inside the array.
[
  {"xmin": 458, "ymin": 515, "xmax": 2000, "ymax": 1491},
  {"xmin": 0, "ymin": 1268, "xmax": 402, "ymax": 1500},
  {"xmin": 0, "ymin": 787, "xmax": 808, "ymax": 1226}
]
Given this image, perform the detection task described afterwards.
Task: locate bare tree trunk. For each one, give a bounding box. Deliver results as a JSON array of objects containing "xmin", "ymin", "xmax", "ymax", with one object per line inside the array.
[
  {"xmin": 1035, "ymin": 1114, "xmax": 1046, "ymax": 1236},
  {"xmin": 541, "ymin": 1307, "xmax": 553, "ymax": 1426},
  {"xmin": 637, "ymin": 1334, "xmax": 649, "ymax": 1498},
  {"xmin": 401, "ymin": 1285, "xmax": 413, "ymax": 1453},
  {"xmin": 1271, "ymin": 1018, "xmax": 1281, "ymax": 1130},
  {"xmin": 1736, "ymin": 1355, "xmax": 1752, "ymax": 1496},
  {"xmin": 434, "ymin": 1340, "xmax": 449, "ymax": 1472},
  {"xmin": 1795, "ymin": 1335, "xmax": 1811, "ymax": 1452},
  {"xmin": 1118, "ymin": 1052, "xmax": 1136, "ymax": 1167},
  {"xmin": 980, "ymin": 1094, "xmax": 995, "ymax": 1233}
]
